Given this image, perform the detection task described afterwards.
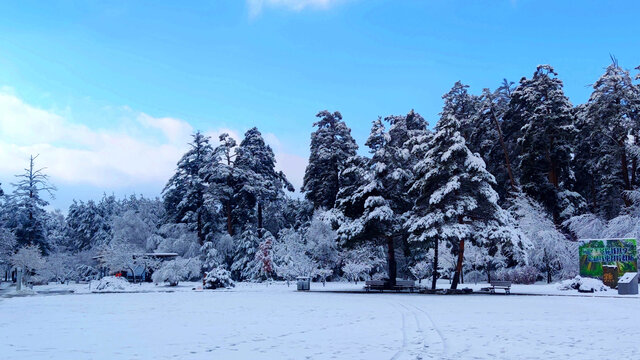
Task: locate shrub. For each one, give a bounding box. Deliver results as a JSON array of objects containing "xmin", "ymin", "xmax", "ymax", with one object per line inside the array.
[
  {"xmin": 496, "ymin": 266, "xmax": 539, "ymax": 284},
  {"xmin": 203, "ymin": 267, "xmax": 235, "ymax": 289}
]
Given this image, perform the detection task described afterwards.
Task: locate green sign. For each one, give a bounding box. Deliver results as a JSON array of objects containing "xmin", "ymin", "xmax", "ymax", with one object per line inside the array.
[{"xmin": 579, "ymin": 238, "xmax": 638, "ymax": 279}]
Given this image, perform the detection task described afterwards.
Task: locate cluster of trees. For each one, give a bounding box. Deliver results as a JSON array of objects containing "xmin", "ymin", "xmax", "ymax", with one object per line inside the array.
[{"xmin": 2, "ymin": 60, "xmax": 640, "ymax": 289}]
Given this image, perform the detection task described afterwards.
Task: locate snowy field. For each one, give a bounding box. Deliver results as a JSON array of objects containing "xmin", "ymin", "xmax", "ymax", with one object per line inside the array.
[{"xmin": 1, "ymin": 282, "xmax": 639, "ymax": 360}]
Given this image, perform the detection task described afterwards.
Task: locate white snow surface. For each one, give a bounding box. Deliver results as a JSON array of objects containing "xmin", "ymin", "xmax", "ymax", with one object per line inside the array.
[{"xmin": 1, "ymin": 281, "xmax": 639, "ymax": 359}]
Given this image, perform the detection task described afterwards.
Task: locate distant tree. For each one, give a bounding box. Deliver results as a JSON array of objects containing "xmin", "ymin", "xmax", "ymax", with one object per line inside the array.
[
  {"xmin": 305, "ymin": 213, "xmax": 339, "ymax": 279},
  {"xmin": 9, "ymin": 155, "xmax": 56, "ymax": 252},
  {"xmin": 152, "ymin": 258, "xmax": 201, "ymax": 286},
  {"xmin": 11, "ymin": 244, "xmax": 46, "ymax": 283},
  {"xmin": 302, "ymin": 110, "xmax": 358, "ymax": 209},
  {"xmin": 231, "ymin": 226, "xmax": 260, "ymax": 280}
]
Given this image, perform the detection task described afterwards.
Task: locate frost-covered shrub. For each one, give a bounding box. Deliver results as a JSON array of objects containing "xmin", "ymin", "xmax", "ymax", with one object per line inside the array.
[
  {"xmin": 91, "ymin": 276, "xmax": 131, "ymax": 292},
  {"xmin": 410, "ymin": 261, "xmax": 431, "ymax": 284},
  {"xmin": 203, "ymin": 267, "xmax": 235, "ymax": 289},
  {"xmin": 557, "ymin": 276, "xmax": 610, "ymax": 292},
  {"xmin": 152, "ymin": 258, "xmax": 201, "ymax": 286},
  {"xmin": 76, "ymin": 264, "xmax": 99, "ymax": 282},
  {"xmin": 464, "ymin": 270, "xmax": 484, "ymax": 284},
  {"xmin": 496, "ymin": 266, "xmax": 539, "ymax": 284}
]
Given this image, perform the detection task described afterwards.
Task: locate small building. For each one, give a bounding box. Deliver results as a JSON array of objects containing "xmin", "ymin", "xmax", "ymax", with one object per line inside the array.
[{"xmin": 618, "ymin": 272, "xmax": 638, "ymax": 295}]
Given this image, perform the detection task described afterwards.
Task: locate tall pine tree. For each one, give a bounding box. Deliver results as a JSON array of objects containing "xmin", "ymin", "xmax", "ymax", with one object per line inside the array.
[
  {"xmin": 163, "ymin": 131, "xmax": 214, "ymax": 245},
  {"xmin": 302, "ymin": 110, "xmax": 358, "ymax": 210}
]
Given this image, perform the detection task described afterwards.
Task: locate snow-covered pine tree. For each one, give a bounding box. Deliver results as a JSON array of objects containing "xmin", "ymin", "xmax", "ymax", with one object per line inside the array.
[
  {"xmin": 302, "ymin": 110, "xmax": 358, "ymax": 210},
  {"xmin": 231, "ymin": 226, "xmax": 260, "ymax": 280},
  {"xmin": 335, "ymin": 111, "xmax": 428, "ymax": 287},
  {"xmin": 234, "ymin": 127, "xmax": 294, "ymax": 238},
  {"xmin": 163, "ymin": 131, "xmax": 214, "ymax": 245},
  {"xmin": 574, "ymin": 61, "xmax": 640, "ymax": 218},
  {"xmin": 9, "ymin": 155, "xmax": 56, "ymax": 253},
  {"xmin": 440, "ymin": 81, "xmax": 480, "ymax": 144},
  {"xmin": 504, "ymin": 65, "xmax": 581, "ymax": 221},
  {"xmin": 467, "ymin": 87, "xmax": 518, "ymax": 197},
  {"xmin": 202, "ymin": 133, "xmax": 239, "ymax": 236},
  {"xmin": 408, "ymin": 114, "xmax": 525, "ymax": 290}
]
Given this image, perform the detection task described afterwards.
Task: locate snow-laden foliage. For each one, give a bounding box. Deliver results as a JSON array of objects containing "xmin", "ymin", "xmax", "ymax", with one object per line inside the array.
[
  {"xmin": 203, "ymin": 267, "xmax": 235, "ymax": 289},
  {"xmin": 11, "ymin": 244, "xmax": 46, "ymax": 281},
  {"xmin": 91, "ymin": 276, "xmax": 131, "ymax": 292},
  {"xmin": 335, "ymin": 110, "xmax": 429, "ymax": 285},
  {"xmin": 273, "ymin": 228, "xmax": 319, "ymax": 282},
  {"xmin": 408, "ymin": 111, "xmax": 528, "ymax": 289},
  {"xmin": 573, "ymin": 62, "xmax": 640, "ymax": 218},
  {"xmin": 149, "ymin": 223, "xmax": 199, "ymax": 259},
  {"xmin": 504, "ymin": 65, "xmax": 582, "ymax": 221},
  {"xmin": 302, "ymin": 110, "xmax": 358, "ymax": 209},
  {"xmin": 163, "ymin": 131, "xmax": 214, "ymax": 245},
  {"xmin": 409, "ymin": 261, "xmax": 431, "ymax": 284},
  {"xmin": 510, "ymin": 195, "xmax": 576, "ymax": 282},
  {"xmin": 152, "ymin": 258, "xmax": 201, "ymax": 286},
  {"xmin": 5, "ymin": 155, "xmax": 56, "ymax": 252},
  {"xmin": 557, "ymin": 276, "xmax": 610, "ymax": 292}
]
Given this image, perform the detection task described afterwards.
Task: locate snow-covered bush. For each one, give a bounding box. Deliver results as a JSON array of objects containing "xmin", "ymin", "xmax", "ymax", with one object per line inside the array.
[
  {"xmin": 509, "ymin": 195, "xmax": 576, "ymax": 282},
  {"xmin": 495, "ymin": 266, "xmax": 539, "ymax": 284},
  {"xmin": 342, "ymin": 260, "xmax": 370, "ymax": 284},
  {"xmin": 152, "ymin": 258, "xmax": 201, "ymax": 286},
  {"xmin": 11, "ymin": 245, "xmax": 46, "ymax": 283},
  {"xmin": 557, "ymin": 276, "xmax": 610, "ymax": 292},
  {"xmin": 203, "ymin": 267, "xmax": 235, "ymax": 289},
  {"xmin": 91, "ymin": 276, "xmax": 131, "ymax": 292},
  {"xmin": 410, "ymin": 261, "xmax": 431, "ymax": 284}
]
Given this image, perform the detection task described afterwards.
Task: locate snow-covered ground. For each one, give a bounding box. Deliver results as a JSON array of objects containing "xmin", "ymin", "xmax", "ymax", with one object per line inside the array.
[{"xmin": 1, "ymin": 281, "xmax": 639, "ymax": 359}]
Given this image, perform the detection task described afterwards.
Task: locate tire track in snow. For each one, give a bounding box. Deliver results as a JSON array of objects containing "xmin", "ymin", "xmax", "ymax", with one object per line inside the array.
[
  {"xmin": 390, "ymin": 302, "xmax": 409, "ymax": 360},
  {"xmin": 406, "ymin": 302, "xmax": 448, "ymax": 358}
]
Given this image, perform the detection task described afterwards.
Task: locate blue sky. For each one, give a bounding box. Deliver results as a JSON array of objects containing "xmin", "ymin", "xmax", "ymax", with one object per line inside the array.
[{"xmin": 0, "ymin": 0, "xmax": 639, "ymax": 210}]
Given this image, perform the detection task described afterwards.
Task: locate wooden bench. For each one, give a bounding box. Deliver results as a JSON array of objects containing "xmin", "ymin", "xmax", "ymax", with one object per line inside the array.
[
  {"xmin": 487, "ymin": 280, "xmax": 511, "ymax": 294},
  {"xmin": 364, "ymin": 280, "xmax": 415, "ymax": 292}
]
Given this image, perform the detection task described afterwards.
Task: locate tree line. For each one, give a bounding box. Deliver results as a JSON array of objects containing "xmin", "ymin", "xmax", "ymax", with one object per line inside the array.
[{"xmin": 1, "ymin": 60, "xmax": 640, "ymax": 288}]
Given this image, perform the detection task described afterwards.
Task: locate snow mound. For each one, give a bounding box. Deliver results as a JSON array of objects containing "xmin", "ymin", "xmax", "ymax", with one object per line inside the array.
[
  {"xmin": 91, "ymin": 276, "xmax": 132, "ymax": 292},
  {"xmin": 557, "ymin": 276, "xmax": 610, "ymax": 292}
]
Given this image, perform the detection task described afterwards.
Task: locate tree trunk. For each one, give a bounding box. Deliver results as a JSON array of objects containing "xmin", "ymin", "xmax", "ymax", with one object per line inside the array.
[
  {"xmin": 489, "ymin": 105, "xmax": 516, "ymax": 193},
  {"xmin": 621, "ymin": 148, "xmax": 632, "ymax": 207},
  {"xmin": 257, "ymin": 201, "xmax": 263, "ymax": 238},
  {"xmin": 386, "ymin": 236, "xmax": 397, "ymax": 288},
  {"xmin": 431, "ymin": 240, "xmax": 439, "ymax": 290},
  {"xmin": 450, "ymin": 239, "xmax": 465, "ymax": 290}
]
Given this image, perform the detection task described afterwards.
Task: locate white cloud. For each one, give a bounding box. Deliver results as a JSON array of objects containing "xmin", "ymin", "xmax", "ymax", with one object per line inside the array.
[
  {"xmin": 247, "ymin": 0, "xmax": 343, "ymax": 18},
  {"xmin": 0, "ymin": 90, "xmax": 307, "ymax": 196}
]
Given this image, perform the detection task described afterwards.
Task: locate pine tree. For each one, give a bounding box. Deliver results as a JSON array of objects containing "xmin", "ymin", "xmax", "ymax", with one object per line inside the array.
[
  {"xmin": 234, "ymin": 127, "xmax": 293, "ymax": 238},
  {"xmin": 302, "ymin": 110, "xmax": 358, "ymax": 210},
  {"xmin": 504, "ymin": 65, "xmax": 579, "ymax": 221},
  {"xmin": 574, "ymin": 61, "xmax": 640, "ymax": 218},
  {"xmin": 202, "ymin": 133, "xmax": 239, "ymax": 236},
  {"xmin": 9, "ymin": 155, "xmax": 56, "ymax": 253},
  {"xmin": 407, "ymin": 114, "xmax": 525, "ymax": 290},
  {"xmin": 335, "ymin": 111, "xmax": 428, "ymax": 287},
  {"xmin": 163, "ymin": 131, "xmax": 214, "ymax": 245}
]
